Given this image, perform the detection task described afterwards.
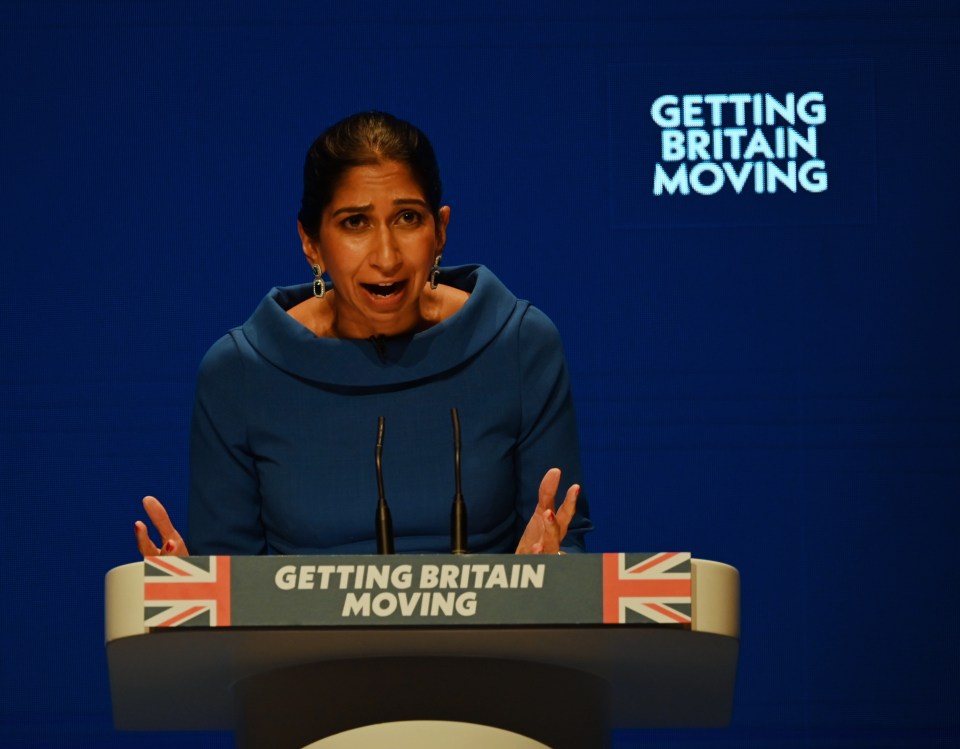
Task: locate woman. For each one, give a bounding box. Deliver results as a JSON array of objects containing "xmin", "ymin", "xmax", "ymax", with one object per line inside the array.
[{"xmin": 135, "ymin": 112, "xmax": 591, "ymax": 556}]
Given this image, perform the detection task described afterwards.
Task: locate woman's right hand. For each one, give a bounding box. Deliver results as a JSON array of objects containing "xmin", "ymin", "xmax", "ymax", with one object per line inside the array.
[{"xmin": 134, "ymin": 496, "xmax": 189, "ymax": 557}]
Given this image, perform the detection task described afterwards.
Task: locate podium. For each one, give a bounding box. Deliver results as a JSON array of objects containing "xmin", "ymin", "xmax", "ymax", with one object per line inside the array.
[{"xmin": 106, "ymin": 553, "xmax": 739, "ymax": 749}]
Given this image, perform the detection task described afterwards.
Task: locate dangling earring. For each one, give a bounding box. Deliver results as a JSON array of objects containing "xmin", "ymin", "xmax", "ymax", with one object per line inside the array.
[
  {"xmin": 430, "ymin": 254, "xmax": 442, "ymax": 290},
  {"xmin": 312, "ymin": 264, "xmax": 326, "ymax": 299}
]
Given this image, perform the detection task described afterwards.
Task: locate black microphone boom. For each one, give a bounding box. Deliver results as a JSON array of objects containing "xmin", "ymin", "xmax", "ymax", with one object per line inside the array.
[
  {"xmin": 374, "ymin": 416, "xmax": 394, "ymax": 554},
  {"xmin": 450, "ymin": 407, "xmax": 468, "ymax": 554}
]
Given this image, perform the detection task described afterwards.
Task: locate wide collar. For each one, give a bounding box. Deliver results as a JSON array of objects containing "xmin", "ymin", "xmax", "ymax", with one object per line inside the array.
[{"xmin": 240, "ymin": 265, "xmax": 518, "ymax": 388}]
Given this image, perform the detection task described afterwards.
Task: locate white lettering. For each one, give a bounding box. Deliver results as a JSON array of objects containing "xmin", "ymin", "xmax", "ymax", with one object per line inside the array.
[
  {"xmin": 650, "ymin": 95, "xmax": 681, "ymax": 128},
  {"xmin": 335, "ymin": 565, "xmax": 355, "ymax": 589},
  {"xmin": 457, "ymin": 592, "xmax": 478, "ymax": 616},
  {"xmin": 788, "ymin": 127, "xmax": 817, "ymax": 159},
  {"xmin": 398, "ymin": 592, "xmax": 422, "ymax": 615},
  {"xmin": 766, "ymin": 161, "xmax": 797, "ymax": 193},
  {"xmin": 520, "ymin": 564, "xmax": 546, "ymax": 589},
  {"xmin": 682, "ymin": 94, "xmax": 705, "ymax": 127},
  {"xmin": 653, "ymin": 163, "xmax": 689, "ymax": 196},
  {"xmin": 722, "ymin": 161, "xmax": 754, "ymax": 194},
  {"xmin": 798, "ymin": 92, "xmax": 826, "ymax": 125},
  {"xmin": 315, "ymin": 565, "xmax": 335, "ymax": 589},
  {"xmin": 764, "ymin": 93, "xmax": 795, "ymax": 125},
  {"xmin": 470, "ymin": 564, "xmax": 490, "ymax": 588},
  {"xmin": 371, "ymin": 592, "xmax": 397, "ymax": 616},
  {"xmin": 743, "ymin": 129, "xmax": 775, "ymax": 160},
  {"xmin": 650, "ymin": 91, "xmax": 828, "ymax": 197},
  {"xmin": 486, "ymin": 565, "xmax": 509, "ymax": 589},
  {"xmin": 439, "ymin": 565, "xmax": 459, "ymax": 589},
  {"xmin": 342, "ymin": 592, "xmax": 370, "ymax": 616},
  {"xmin": 799, "ymin": 159, "xmax": 828, "ymax": 191},
  {"xmin": 703, "ymin": 94, "xmax": 728, "ymax": 126},
  {"xmin": 430, "ymin": 592, "xmax": 455, "ymax": 616},
  {"xmin": 690, "ymin": 162, "xmax": 724, "ymax": 195},
  {"xmin": 661, "ymin": 130, "xmax": 685, "ymax": 161},
  {"xmin": 420, "ymin": 565, "xmax": 439, "ymax": 589},
  {"xmin": 297, "ymin": 566, "xmax": 315, "ymax": 590},
  {"xmin": 275, "ymin": 565, "xmax": 297, "ymax": 590},
  {"xmin": 392, "ymin": 564, "xmax": 413, "ymax": 589},
  {"xmin": 728, "ymin": 94, "xmax": 751, "ymax": 126},
  {"xmin": 687, "ymin": 129, "xmax": 711, "ymax": 161}
]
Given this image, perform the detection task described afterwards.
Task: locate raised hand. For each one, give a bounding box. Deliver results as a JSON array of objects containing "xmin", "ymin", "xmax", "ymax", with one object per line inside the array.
[
  {"xmin": 134, "ymin": 496, "xmax": 189, "ymax": 557},
  {"xmin": 515, "ymin": 468, "xmax": 580, "ymax": 554}
]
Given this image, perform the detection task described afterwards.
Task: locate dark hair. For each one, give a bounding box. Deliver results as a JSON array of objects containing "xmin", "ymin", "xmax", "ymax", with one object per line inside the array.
[{"xmin": 298, "ymin": 111, "xmax": 443, "ymax": 239}]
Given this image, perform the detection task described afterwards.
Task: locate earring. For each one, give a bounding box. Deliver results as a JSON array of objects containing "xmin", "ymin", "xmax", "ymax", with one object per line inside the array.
[
  {"xmin": 312, "ymin": 264, "xmax": 326, "ymax": 299},
  {"xmin": 430, "ymin": 255, "xmax": 442, "ymax": 290}
]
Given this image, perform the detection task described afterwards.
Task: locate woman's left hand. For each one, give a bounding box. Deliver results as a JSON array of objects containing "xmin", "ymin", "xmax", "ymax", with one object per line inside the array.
[
  {"xmin": 134, "ymin": 496, "xmax": 189, "ymax": 557},
  {"xmin": 515, "ymin": 468, "xmax": 580, "ymax": 554}
]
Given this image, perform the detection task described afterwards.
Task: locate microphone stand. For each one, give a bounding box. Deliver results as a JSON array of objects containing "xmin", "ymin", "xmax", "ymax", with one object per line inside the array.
[
  {"xmin": 374, "ymin": 416, "xmax": 394, "ymax": 554},
  {"xmin": 450, "ymin": 407, "xmax": 468, "ymax": 554}
]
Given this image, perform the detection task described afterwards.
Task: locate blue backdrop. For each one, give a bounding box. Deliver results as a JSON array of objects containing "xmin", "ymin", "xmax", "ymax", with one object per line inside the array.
[{"xmin": 1, "ymin": 2, "xmax": 958, "ymax": 747}]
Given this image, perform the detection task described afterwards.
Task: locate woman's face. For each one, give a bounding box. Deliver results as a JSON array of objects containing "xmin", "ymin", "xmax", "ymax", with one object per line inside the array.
[{"xmin": 299, "ymin": 160, "xmax": 450, "ymax": 339}]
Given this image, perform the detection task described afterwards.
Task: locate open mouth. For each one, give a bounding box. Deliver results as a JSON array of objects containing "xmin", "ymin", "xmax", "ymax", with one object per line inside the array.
[{"xmin": 361, "ymin": 281, "xmax": 407, "ymax": 298}]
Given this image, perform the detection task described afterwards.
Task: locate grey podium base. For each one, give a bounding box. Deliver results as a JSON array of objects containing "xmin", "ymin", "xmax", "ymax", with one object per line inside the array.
[{"xmin": 232, "ymin": 657, "xmax": 611, "ymax": 749}]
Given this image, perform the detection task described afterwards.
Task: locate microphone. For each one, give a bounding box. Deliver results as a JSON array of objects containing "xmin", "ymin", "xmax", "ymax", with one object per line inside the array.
[
  {"xmin": 450, "ymin": 407, "xmax": 468, "ymax": 554},
  {"xmin": 374, "ymin": 416, "xmax": 394, "ymax": 554}
]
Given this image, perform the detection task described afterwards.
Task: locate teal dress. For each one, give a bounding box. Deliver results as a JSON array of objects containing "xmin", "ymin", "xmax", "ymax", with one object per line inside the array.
[{"xmin": 188, "ymin": 265, "xmax": 592, "ymax": 554}]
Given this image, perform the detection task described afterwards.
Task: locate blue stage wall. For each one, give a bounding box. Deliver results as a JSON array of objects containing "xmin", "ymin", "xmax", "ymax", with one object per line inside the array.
[{"xmin": 1, "ymin": 2, "xmax": 957, "ymax": 747}]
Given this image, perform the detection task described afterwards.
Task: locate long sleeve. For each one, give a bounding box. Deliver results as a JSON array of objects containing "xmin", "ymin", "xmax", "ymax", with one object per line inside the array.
[
  {"xmin": 187, "ymin": 331, "xmax": 267, "ymax": 554},
  {"xmin": 515, "ymin": 305, "xmax": 593, "ymax": 551}
]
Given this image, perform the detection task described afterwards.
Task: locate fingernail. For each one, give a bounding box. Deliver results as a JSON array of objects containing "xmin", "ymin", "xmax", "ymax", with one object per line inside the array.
[
  {"xmin": 544, "ymin": 510, "xmax": 554, "ymax": 523},
  {"xmin": 165, "ymin": 539, "xmax": 176, "ymax": 552}
]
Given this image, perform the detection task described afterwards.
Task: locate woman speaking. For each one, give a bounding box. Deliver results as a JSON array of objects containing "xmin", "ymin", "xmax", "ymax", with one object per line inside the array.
[{"xmin": 135, "ymin": 112, "xmax": 592, "ymax": 557}]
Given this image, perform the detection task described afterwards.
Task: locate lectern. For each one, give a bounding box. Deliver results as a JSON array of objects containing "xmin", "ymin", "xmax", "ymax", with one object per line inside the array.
[{"xmin": 106, "ymin": 553, "xmax": 739, "ymax": 748}]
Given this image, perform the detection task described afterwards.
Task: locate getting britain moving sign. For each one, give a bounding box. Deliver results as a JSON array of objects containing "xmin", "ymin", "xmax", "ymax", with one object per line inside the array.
[
  {"xmin": 651, "ymin": 92, "xmax": 827, "ymax": 196},
  {"xmin": 607, "ymin": 61, "xmax": 876, "ymax": 227},
  {"xmin": 141, "ymin": 552, "xmax": 693, "ymax": 628}
]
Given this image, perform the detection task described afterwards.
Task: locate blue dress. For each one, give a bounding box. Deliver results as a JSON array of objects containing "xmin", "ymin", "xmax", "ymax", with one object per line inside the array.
[{"xmin": 188, "ymin": 265, "xmax": 592, "ymax": 554}]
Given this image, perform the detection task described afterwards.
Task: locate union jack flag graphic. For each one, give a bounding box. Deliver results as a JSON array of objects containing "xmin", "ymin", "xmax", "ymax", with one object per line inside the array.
[
  {"xmin": 143, "ymin": 556, "xmax": 231, "ymax": 628},
  {"xmin": 602, "ymin": 552, "xmax": 692, "ymax": 625}
]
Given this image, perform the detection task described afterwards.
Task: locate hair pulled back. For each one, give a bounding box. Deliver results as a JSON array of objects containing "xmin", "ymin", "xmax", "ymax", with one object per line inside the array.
[{"xmin": 298, "ymin": 112, "xmax": 443, "ymax": 239}]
